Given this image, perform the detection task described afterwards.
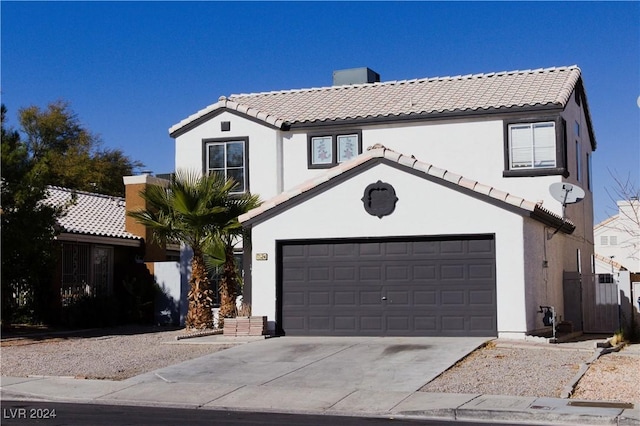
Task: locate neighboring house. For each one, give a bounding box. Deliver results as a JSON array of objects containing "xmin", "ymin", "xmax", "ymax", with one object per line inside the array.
[
  {"xmin": 45, "ymin": 179, "xmax": 179, "ymax": 324},
  {"xmin": 593, "ymin": 199, "xmax": 640, "ymax": 330},
  {"xmin": 169, "ymin": 65, "xmax": 597, "ymax": 338},
  {"xmin": 594, "ymin": 199, "xmax": 640, "ymax": 274}
]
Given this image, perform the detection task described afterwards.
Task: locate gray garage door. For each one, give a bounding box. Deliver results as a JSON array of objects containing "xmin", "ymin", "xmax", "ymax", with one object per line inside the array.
[{"xmin": 279, "ymin": 236, "xmax": 496, "ymax": 337}]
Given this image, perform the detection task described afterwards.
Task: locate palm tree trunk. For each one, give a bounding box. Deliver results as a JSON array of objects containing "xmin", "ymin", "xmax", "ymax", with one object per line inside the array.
[
  {"xmin": 185, "ymin": 249, "xmax": 214, "ymax": 329},
  {"xmin": 218, "ymin": 244, "xmax": 238, "ymax": 324}
]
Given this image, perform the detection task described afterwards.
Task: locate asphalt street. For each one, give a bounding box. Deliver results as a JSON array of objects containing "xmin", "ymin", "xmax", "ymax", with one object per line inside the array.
[{"xmin": 0, "ymin": 401, "xmax": 550, "ymax": 426}]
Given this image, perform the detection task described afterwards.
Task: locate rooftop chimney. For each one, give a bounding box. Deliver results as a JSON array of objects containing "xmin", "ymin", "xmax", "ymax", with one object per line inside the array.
[{"xmin": 333, "ymin": 67, "xmax": 380, "ymax": 86}]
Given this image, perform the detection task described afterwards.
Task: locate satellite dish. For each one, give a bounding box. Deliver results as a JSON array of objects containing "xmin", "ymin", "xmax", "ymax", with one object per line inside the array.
[{"xmin": 549, "ymin": 182, "xmax": 585, "ymax": 205}]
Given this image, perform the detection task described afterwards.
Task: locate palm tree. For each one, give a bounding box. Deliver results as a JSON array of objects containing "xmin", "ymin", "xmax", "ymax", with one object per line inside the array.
[{"xmin": 127, "ymin": 170, "xmax": 260, "ymax": 329}]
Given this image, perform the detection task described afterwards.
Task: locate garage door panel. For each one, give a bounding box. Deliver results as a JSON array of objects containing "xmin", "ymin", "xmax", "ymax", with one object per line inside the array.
[
  {"xmin": 412, "ymin": 241, "xmax": 439, "ymax": 255},
  {"xmin": 308, "ymin": 244, "xmax": 330, "ymax": 257},
  {"xmin": 470, "ymin": 316, "xmax": 496, "ymax": 330},
  {"xmin": 414, "ymin": 316, "xmax": 438, "ymax": 331},
  {"xmin": 441, "ymin": 290, "xmax": 465, "ymax": 305},
  {"xmin": 361, "ymin": 316, "xmax": 383, "ymax": 331},
  {"xmin": 284, "ymin": 291, "xmax": 305, "ymax": 306},
  {"xmin": 334, "ymin": 291, "xmax": 356, "ymax": 305},
  {"xmin": 440, "ymin": 264, "xmax": 466, "ymax": 280},
  {"xmin": 308, "ymin": 266, "xmax": 330, "ymax": 281},
  {"xmin": 308, "ymin": 291, "xmax": 330, "ymax": 306},
  {"xmin": 334, "ymin": 316, "xmax": 357, "ymax": 331},
  {"xmin": 386, "ymin": 316, "xmax": 410, "ymax": 331},
  {"xmin": 386, "ymin": 290, "xmax": 409, "ymax": 305},
  {"xmin": 386, "ymin": 265, "xmax": 411, "ymax": 281},
  {"xmin": 469, "ymin": 290, "xmax": 494, "ymax": 305},
  {"xmin": 384, "ymin": 241, "xmax": 411, "ymax": 257},
  {"xmin": 469, "ymin": 264, "xmax": 494, "ymax": 280},
  {"xmin": 360, "ymin": 290, "xmax": 383, "ymax": 305},
  {"xmin": 359, "ymin": 242, "xmax": 383, "ymax": 256},
  {"xmin": 286, "ymin": 315, "xmax": 307, "ymax": 331},
  {"xmin": 334, "ymin": 244, "xmax": 357, "ymax": 256},
  {"xmin": 414, "ymin": 290, "xmax": 437, "ymax": 305},
  {"xmin": 441, "ymin": 316, "xmax": 465, "ymax": 331},
  {"xmin": 468, "ymin": 239, "xmax": 495, "ymax": 255},
  {"xmin": 414, "ymin": 265, "xmax": 437, "ymax": 281},
  {"xmin": 280, "ymin": 236, "xmax": 496, "ymax": 337},
  {"xmin": 334, "ymin": 266, "xmax": 356, "ymax": 281},
  {"xmin": 441, "ymin": 240, "xmax": 465, "ymax": 254},
  {"xmin": 282, "ymin": 267, "xmax": 305, "ymax": 281},
  {"xmin": 360, "ymin": 266, "xmax": 382, "ymax": 280},
  {"xmin": 282, "ymin": 245, "xmax": 305, "ymax": 258}
]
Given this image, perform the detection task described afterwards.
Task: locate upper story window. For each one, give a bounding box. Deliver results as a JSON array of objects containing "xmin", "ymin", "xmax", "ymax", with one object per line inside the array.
[
  {"xmin": 204, "ymin": 138, "xmax": 248, "ymax": 193},
  {"xmin": 509, "ymin": 122, "xmax": 556, "ymax": 169},
  {"xmin": 308, "ymin": 131, "xmax": 362, "ymax": 169},
  {"xmin": 575, "ymin": 140, "xmax": 582, "ymax": 182},
  {"xmin": 503, "ymin": 117, "xmax": 567, "ymax": 178}
]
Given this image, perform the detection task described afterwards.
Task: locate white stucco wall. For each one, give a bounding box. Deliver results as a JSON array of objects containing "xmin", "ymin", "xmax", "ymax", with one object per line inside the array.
[
  {"xmin": 173, "ymin": 112, "xmax": 592, "ymax": 224},
  {"xmin": 247, "ymin": 163, "xmax": 529, "ymax": 336},
  {"xmin": 278, "ymin": 119, "xmax": 572, "ymax": 219},
  {"xmin": 173, "ymin": 111, "xmax": 282, "ymax": 200},
  {"xmin": 594, "ymin": 200, "xmax": 640, "ymax": 273}
]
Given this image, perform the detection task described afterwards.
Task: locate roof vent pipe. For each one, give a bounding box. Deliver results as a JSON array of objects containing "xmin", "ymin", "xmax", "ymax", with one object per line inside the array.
[{"xmin": 333, "ymin": 67, "xmax": 380, "ymax": 86}]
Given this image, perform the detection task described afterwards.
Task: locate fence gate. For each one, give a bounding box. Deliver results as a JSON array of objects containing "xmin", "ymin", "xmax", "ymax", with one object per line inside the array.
[
  {"xmin": 563, "ymin": 271, "xmax": 583, "ymax": 331},
  {"xmin": 583, "ymin": 273, "xmax": 620, "ymax": 333}
]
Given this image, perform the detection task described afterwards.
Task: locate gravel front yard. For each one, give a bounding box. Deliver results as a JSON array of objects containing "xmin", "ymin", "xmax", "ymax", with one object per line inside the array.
[
  {"xmin": 0, "ymin": 326, "xmax": 232, "ymax": 381},
  {"xmin": 1, "ymin": 326, "xmax": 638, "ymax": 406},
  {"xmin": 421, "ymin": 340, "xmax": 640, "ymax": 405}
]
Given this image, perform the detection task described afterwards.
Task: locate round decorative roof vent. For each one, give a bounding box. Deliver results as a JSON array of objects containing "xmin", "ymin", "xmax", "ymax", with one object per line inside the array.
[{"xmin": 361, "ymin": 181, "xmax": 398, "ymax": 218}]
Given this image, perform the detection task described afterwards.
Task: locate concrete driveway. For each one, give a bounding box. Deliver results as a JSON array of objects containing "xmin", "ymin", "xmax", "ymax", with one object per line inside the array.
[{"xmin": 119, "ymin": 336, "xmax": 488, "ymax": 410}]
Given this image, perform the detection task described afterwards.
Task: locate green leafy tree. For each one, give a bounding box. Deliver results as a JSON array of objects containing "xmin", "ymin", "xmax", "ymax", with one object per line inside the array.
[
  {"xmin": 1, "ymin": 105, "xmax": 65, "ymax": 324},
  {"xmin": 18, "ymin": 101, "xmax": 143, "ymax": 196},
  {"xmin": 127, "ymin": 170, "xmax": 260, "ymax": 329}
]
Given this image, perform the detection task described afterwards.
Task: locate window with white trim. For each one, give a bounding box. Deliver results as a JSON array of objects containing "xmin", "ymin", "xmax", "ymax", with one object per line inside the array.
[
  {"xmin": 600, "ymin": 236, "xmax": 609, "ymax": 246},
  {"xmin": 205, "ymin": 139, "xmax": 247, "ymax": 193},
  {"xmin": 308, "ymin": 131, "xmax": 361, "ymax": 168},
  {"xmin": 610, "ymin": 236, "xmax": 617, "ymax": 246},
  {"xmin": 508, "ymin": 122, "xmax": 556, "ymax": 169},
  {"xmin": 503, "ymin": 117, "xmax": 567, "ymax": 178}
]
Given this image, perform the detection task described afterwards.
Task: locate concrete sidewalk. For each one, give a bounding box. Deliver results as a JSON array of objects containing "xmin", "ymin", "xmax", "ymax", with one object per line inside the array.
[{"xmin": 2, "ymin": 335, "xmax": 639, "ymax": 425}]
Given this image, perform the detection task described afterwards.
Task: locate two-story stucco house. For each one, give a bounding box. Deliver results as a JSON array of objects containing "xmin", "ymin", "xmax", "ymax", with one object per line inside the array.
[{"xmin": 169, "ymin": 66, "xmax": 597, "ymax": 339}]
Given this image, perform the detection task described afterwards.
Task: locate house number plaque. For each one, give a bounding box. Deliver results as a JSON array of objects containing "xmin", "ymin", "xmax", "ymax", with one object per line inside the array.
[{"xmin": 256, "ymin": 253, "xmax": 268, "ymax": 261}]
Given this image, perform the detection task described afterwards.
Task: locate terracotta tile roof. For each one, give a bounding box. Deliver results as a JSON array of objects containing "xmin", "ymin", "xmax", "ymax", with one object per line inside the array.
[
  {"xmin": 239, "ymin": 144, "xmax": 574, "ymax": 233},
  {"xmin": 170, "ymin": 66, "xmax": 583, "ymax": 134},
  {"xmin": 594, "ymin": 253, "xmax": 627, "ymax": 271},
  {"xmin": 46, "ymin": 186, "xmax": 141, "ymax": 241}
]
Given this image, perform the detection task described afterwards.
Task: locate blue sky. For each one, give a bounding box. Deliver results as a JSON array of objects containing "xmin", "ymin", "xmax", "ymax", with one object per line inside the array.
[{"xmin": 1, "ymin": 1, "xmax": 638, "ymax": 222}]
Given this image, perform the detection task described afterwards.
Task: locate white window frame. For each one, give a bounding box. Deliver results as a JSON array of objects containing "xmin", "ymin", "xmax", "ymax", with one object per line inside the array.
[{"xmin": 508, "ymin": 121, "xmax": 557, "ymax": 170}]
